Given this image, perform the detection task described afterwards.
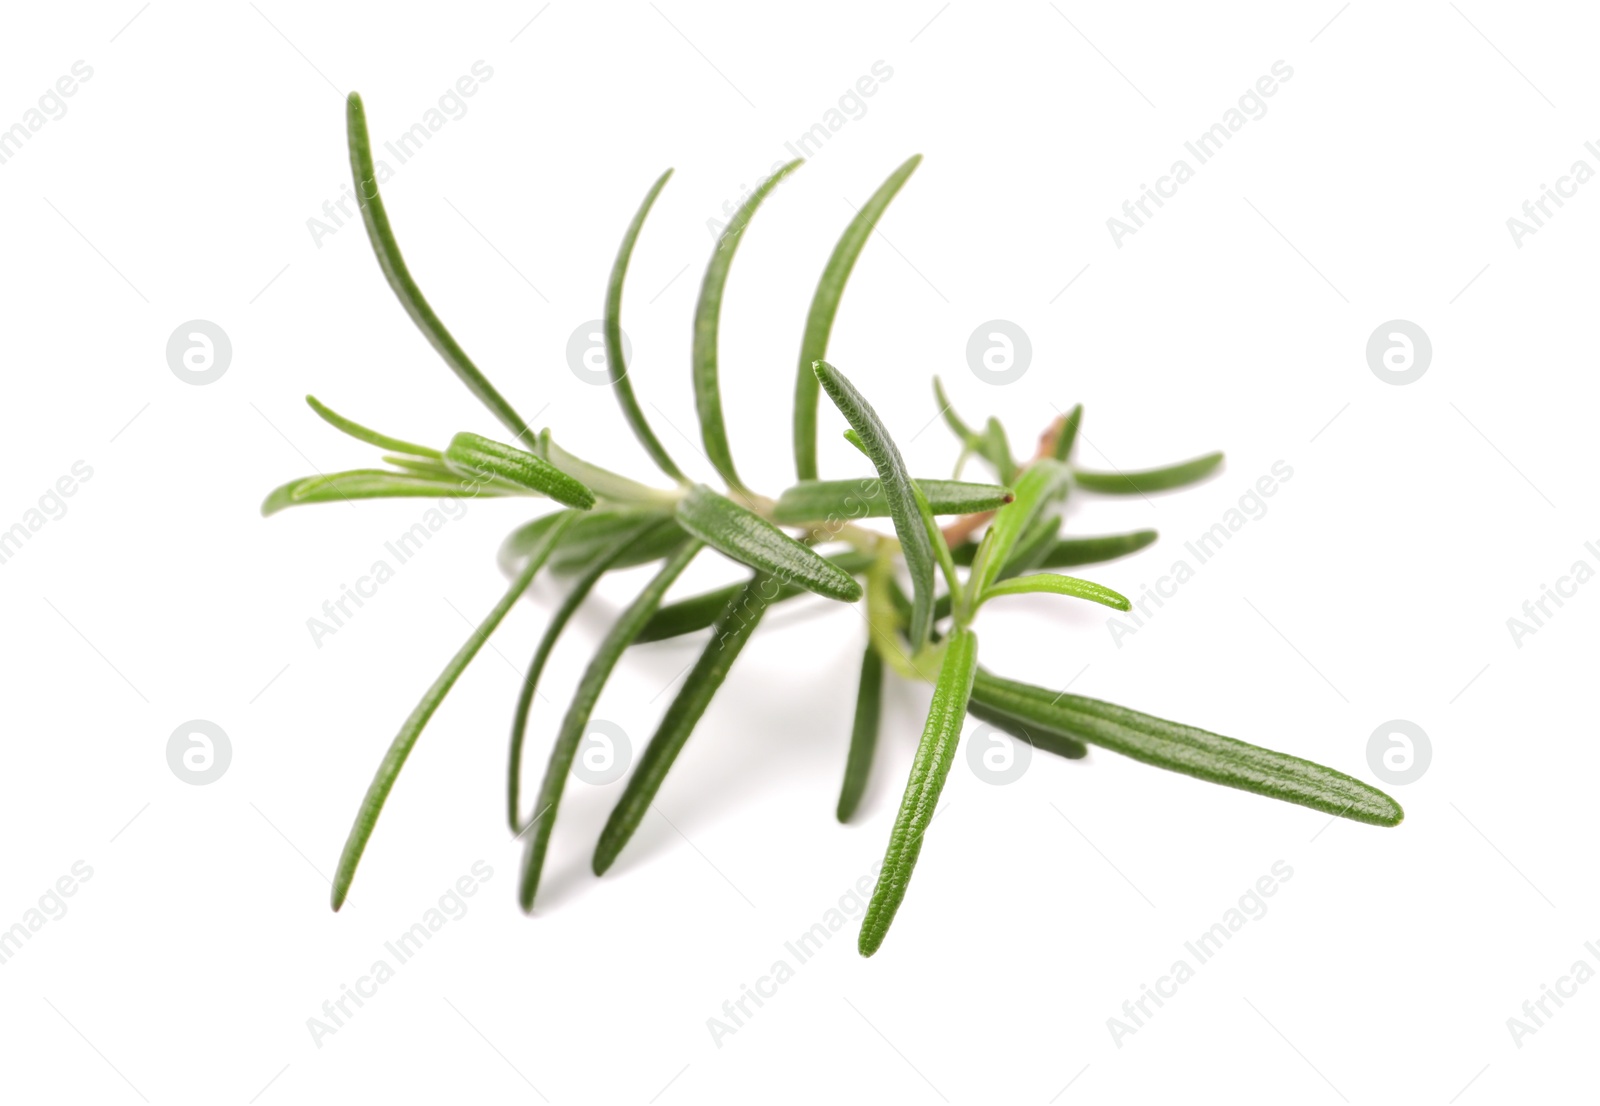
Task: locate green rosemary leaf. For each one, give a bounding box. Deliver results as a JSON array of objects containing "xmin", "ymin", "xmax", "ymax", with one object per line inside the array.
[
  {"xmin": 835, "ymin": 644, "xmax": 885, "ymax": 823},
  {"xmin": 508, "ymin": 519, "xmax": 658, "ymax": 831},
  {"xmin": 330, "ymin": 511, "xmax": 574, "ymax": 911},
  {"xmin": 912, "ymin": 480, "xmax": 963, "ymax": 598},
  {"xmin": 962, "ymin": 459, "xmax": 1070, "ymax": 618},
  {"xmin": 932, "ymin": 376, "xmax": 978, "ymax": 446},
  {"xmin": 793, "ymin": 154, "xmax": 922, "ymax": 480},
  {"xmin": 674, "ymin": 484, "xmax": 862, "ymax": 603},
  {"xmin": 693, "ymin": 158, "xmax": 803, "ymax": 491},
  {"xmin": 541, "ymin": 434, "xmax": 679, "ymax": 506},
  {"xmin": 965, "ymin": 696, "xmax": 1088, "ymax": 760},
  {"xmin": 345, "ymin": 93, "xmax": 531, "ymax": 442},
  {"xmin": 859, "ymin": 627, "xmax": 979, "ymax": 957},
  {"xmin": 306, "ymin": 395, "xmax": 441, "ymax": 458},
  {"xmin": 519, "ymin": 536, "xmax": 703, "ymax": 911},
  {"xmin": 261, "ymin": 469, "xmax": 501, "ymax": 516},
  {"xmin": 950, "ymin": 527, "xmax": 1159, "ymax": 569},
  {"xmin": 813, "ymin": 360, "xmax": 937, "ymax": 651},
  {"xmin": 1074, "ymin": 451, "xmax": 1224, "ymax": 494},
  {"xmin": 1050, "ymin": 403, "xmax": 1083, "ymax": 463},
  {"xmin": 843, "ymin": 428, "xmax": 868, "ymax": 455},
  {"xmin": 496, "ymin": 511, "xmax": 577, "ymax": 577},
  {"xmin": 1003, "ymin": 513, "xmax": 1065, "ymax": 577},
  {"xmin": 605, "ymin": 169, "xmax": 686, "ymax": 483},
  {"xmin": 547, "ymin": 509, "xmax": 685, "ymax": 574},
  {"xmin": 980, "ymin": 572, "xmax": 1130, "ymax": 611},
  {"xmin": 969, "ymin": 670, "xmax": 1405, "ymax": 826},
  {"xmin": 635, "ymin": 550, "xmax": 875, "ymax": 642},
  {"xmin": 593, "ymin": 573, "xmax": 775, "ymax": 874},
  {"xmin": 770, "ymin": 478, "xmax": 1012, "ymax": 524},
  {"xmin": 444, "ymin": 433, "xmax": 596, "ymax": 509},
  {"xmin": 981, "ymin": 417, "xmax": 1018, "ymax": 483}
]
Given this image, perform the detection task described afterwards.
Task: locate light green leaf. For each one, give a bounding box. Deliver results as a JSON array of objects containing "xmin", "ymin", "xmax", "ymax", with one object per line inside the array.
[
  {"xmin": 835, "ymin": 645, "xmax": 884, "ymax": 823},
  {"xmin": 1050, "ymin": 403, "xmax": 1083, "ymax": 462},
  {"xmin": 980, "ymin": 572, "xmax": 1130, "ymax": 611},
  {"xmin": 306, "ymin": 395, "xmax": 441, "ymax": 458},
  {"xmin": 962, "ymin": 459, "xmax": 1070, "ymax": 619},
  {"xmin": 261, "ymin": 469, "xmax": 504, "ymax": 516},
  {"xmin": 1074, "ymin": 451, "xmax": 1223, "ymax": 494},
  {"xmin": 443, "ymin": 433, "xmax": 596, "ymax": 509}
]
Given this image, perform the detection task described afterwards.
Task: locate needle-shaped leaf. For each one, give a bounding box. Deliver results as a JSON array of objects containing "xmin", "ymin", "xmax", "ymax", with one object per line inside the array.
[
  {"xmin": 508, "ymin": 518, "xmax": 658, "ymax": 831},
  {"xmin": 970, "ymin": 670, "xmax": 1404, "ymax": 826},
  {"xmin": 771, "ymin": 478, "xmax": 1012, "ymax": 524},
  {"xmin": 519, "ymin": 536, "xmax": 703, "ymax": 911},
  {"xmin": 813, "ymin": 360, "xmax": 937, "ymax": 651},
  {"xmin": 306, "ymin": 395, "xmax": 441, "ymax": 458},
  {"xmin": 594, "ymin": 573, "xmax": 775, "ymax": 874},
  {"xmin": 346, "ymin": 93, "xmax": 531, "ymax": 442},
  {"xmin": 980, "ymin": 572, "xmax": 1130, "ymax": 611},
  {"xmin": 496, "ymin": 511, "xmax": 577, "ymax": 577},
  {"xmin": 1050, "ymin": 403, "xmax": 1083, "ymax": 462},
  {"xmin": 532, "ymin": 508, "xmax": 685, "ymax": 575},
  {"xmin": 981, "ymin": 417, "xmax": 1018, "ymax": 482},
  {"xmin": 330, "ymin": 511, "xmax": 574, "ymax": 910},
  {"xmin": 261, "ymin": 470, "xmax": 507, "ymax": 516},
  {"xmin": 1002, "ymin": 512, "xmax": 1064, "ymax": 577},
  {"xmin": 965, "ymin": 696, "xmax": 1088, "ymax": 760},
  {"xmin": 962, "ymin": 459, "xmax": 1070, "ymax": 619},
  {"xmin": 932, "ymin": 376, "xmax": 978, "ymax": 447},
  {"xmin": 859, "ymin": 627, "xmax": 978, "ymax": 957},
  {"xmin": 444, "ymin": 432, "xmax": 596, "ymax": 509},
  {"xmin": 541, "ymin": 434, "xmax": 679, "ymax": 506},
  {"xmin": 951, "ymin": 527, "xmax": 1159, "ymax": 570},
  {"xmin": 604, "ymin": 169, "xmax": 686, "ymax": 483},
  {"xmin": 1074, "ymin": 451, "xmax": 1223, "ymax": 494},
  {"xmin": 674, "ymin": 484, "xmax": 862, "ymax": 603},
  {"xmin": 835, "ymin": 644, "xmax": 884, "ymax": 823},
  {"xmin": 793, "ymin": 154, "xmax": 922, "ymax": 480},
  {"xmin": 694, "ymin": 158, "xmax": 803, "ymax": 490},
  {"xmin": 635, "ymin": 550, "xmax": 875, "ymax": 642}
]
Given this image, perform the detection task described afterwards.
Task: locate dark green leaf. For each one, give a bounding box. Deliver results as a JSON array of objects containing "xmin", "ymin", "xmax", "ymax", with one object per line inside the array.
[
  {"xmin": 693, "ymin": 158, "xmax": 803, "ymax": 490},
  {"xmin": 508, "ymin": 519, "xmax": 659, "ymax": 832},
  {"xmin": 859, "ymin": 627, "xmax": 979, "ymax": 956},
  {"xmin": 594, "ymin": 573, "xmax": 775, "ymax": 874},
  {"xmin": 444, "ymin": 432, "xmax": 596, "ymax": 509},
  {"xmin": 1037, "ymin": 529, "xmax": 1158, "ymax": 568},
  {"xmin": 965, "ymin": 696, "xmax": 1087, "ymax": 760},
  {"xmin": 969, "ymin": 670, "xmax": 1404, "ymax": 826},
  {"xmin": 346, "ymin": 93, "xmax": 532, "ymax": 442},
  {"xmin": 674, "ymin": 484, "xmax": 861, "ymax": 603},
  {"xmin": 604, "ymin": 169, "xmax": 686, "ymax": 483},
  {"xmin": 634, "ymin": 550, "xmax": 875, "ymax": 643},
  {"xmin": 771, "ymin": 478, "xmax": 1012, "ymax": 524},
  {"xmin": 331, "ymin": 511, "xmax": 574, "ymax": 910},
  {"xmin": 519, "ymin": 537, "xmax": 704, "ymax": 911},
  {"xmin": 1074, "ymin": 451, "xmax": 1223, "ymax": 494},
  {"xmin": 835, "ymin": 645, "xmax": 884, "ymax": 823},
  {"xmin": 813, "ymin": 360, "xmax": 937, "ymax": 651},
  {"xmin": 793, "ymin": 155, "xmax": 922, "ymax": 480}
]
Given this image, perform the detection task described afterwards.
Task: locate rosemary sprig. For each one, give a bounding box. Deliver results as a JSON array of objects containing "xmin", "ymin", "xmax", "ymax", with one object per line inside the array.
[{"xmin": 271, "ymin": 92, "xmax": 1404, "ymax": 957}]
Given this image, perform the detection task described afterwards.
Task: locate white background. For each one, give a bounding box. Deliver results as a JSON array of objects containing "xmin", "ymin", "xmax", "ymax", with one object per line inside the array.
[{"xmin": 0, "ymin": 1, "xmax": 1593, "ymax": 1102}]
